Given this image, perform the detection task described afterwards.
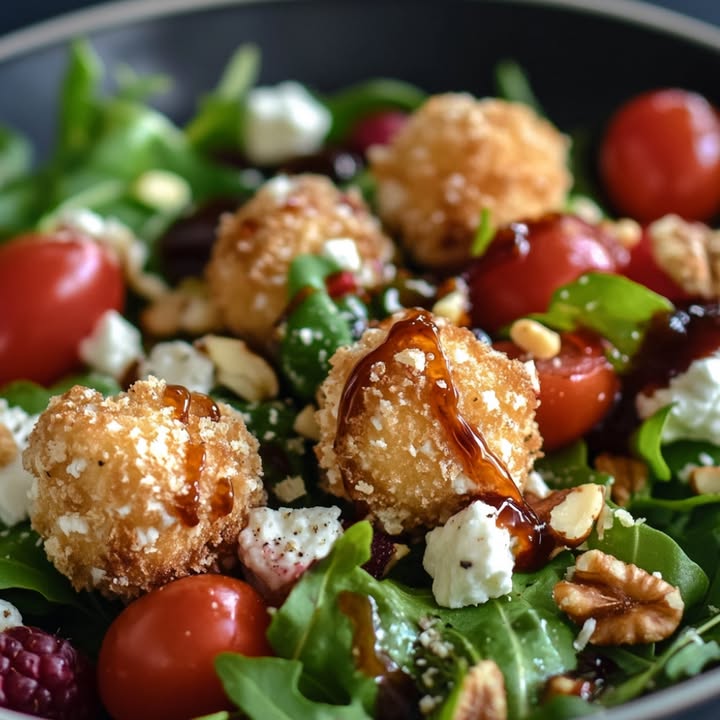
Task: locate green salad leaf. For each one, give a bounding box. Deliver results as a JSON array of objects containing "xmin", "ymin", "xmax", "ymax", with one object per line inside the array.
[
  {"xmin": 631, "ymin": 405, "xmax": 674, "ymax": 480},
  {"xmin": 530, "ymin": 273, "xmax": 673, "ymax": 369},
  {"xmin": 588, "ymin": 514, "xmax": 708, "ymax": 607}
]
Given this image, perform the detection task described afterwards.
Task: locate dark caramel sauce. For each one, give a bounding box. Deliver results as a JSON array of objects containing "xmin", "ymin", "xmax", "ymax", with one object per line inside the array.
[
  {"xmin": 162, "ymin": 385, "xmax": 230, "ymax": 527},
  {"xmin": 336, "ymin": 310, "xmax": 553, "ymax": 570}
]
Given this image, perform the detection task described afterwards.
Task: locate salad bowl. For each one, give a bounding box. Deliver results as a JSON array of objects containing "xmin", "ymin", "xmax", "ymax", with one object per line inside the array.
[{"xmin": 1, "ymin": 1, "xmax": 720, "ymax": 719}]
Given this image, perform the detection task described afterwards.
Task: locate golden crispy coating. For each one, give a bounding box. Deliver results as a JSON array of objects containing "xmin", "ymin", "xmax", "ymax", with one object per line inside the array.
[
  {"xmin": 23, "ymin": 377, "xmax": 264, "ymax": 600},
  {"xmin": 315, "ymin": 312, "xmax": 542, "ymax": 535},
  {"xmin": 206, "ymin": 174, "xmax": 393, "ymax": 346},
  {"xmin": 369, "ymin": 94, "xmax": 572, "ymax": 270}
]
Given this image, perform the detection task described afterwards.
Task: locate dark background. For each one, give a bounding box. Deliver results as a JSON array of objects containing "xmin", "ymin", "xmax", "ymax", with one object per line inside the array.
[{"xmin": 0, "ymin": 0, "xmax": 718, "ymax": 34}]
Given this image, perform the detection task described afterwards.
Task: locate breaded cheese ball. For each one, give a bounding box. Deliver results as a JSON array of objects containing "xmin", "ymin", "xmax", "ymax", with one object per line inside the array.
[
  {"xmin": 369, "ymin": 94, "xmax": 572, "ymax": 270},
  {"xmin": 206, "ymin": 173, "xmax": 394, "ymax": 346},
  {"xmin": 315, "ymin": 311, "xmax": 541, "ymax": 535},
  {"xmin": 23, "ymin": 376, "xmax": 265, "ymax": 601}
]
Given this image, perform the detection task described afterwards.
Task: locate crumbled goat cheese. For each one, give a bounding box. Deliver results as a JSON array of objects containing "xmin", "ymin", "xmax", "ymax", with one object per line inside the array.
[
  {"xmin": 0, "ymin": 599, "xmax": 22, "ymax": 632},
  {"xmin": 138, "ymin": 341, "xmax": 214, "ymax": 393},
  {"xmin": 321, "ymin": 237, "xmax": 362, "ymax": 272},
  {"xmin": 0, "ymin": 401, "xmax": 39, "ymax": 527},
  {"xmin": 237, "ymin": 506, "xmax": 344, "ymax": 592},
  {"xmin": 423, "ymin": 500, "xmax": 514, "ymax": 608},
  {"xmin": 636, "ymin": 354, "xmax": 720, "ymax": 444},
  {"xmin": 79, "ymin": 310, "xmax": 144, "ymax": 380},
  {"xmin": 243, "ymin": 81, "xmax": 331, "ymax": 165}
]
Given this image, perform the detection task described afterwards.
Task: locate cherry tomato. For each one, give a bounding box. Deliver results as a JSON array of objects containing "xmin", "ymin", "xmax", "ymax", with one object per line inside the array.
[
  {"xmin": 98, "ymin": 574, "xmax": 272, "ymax": 720},
  {"xmin": 623, "ymin": 228, "xmax": 691, "ymax": 301},
  {"xmin": 0, "ymin": 231, "xmax": 124, "ymax": 387},
  {"xmin": 599, "ymin": 88, "xmax": 720, "ymax": 222},
  {"xmin": 466, "ymin": 214, "xmax": 629, "ymax": 334},
  {"xmin": 495, "ymin": 330, "xmax": 619, "ymax": 451}
]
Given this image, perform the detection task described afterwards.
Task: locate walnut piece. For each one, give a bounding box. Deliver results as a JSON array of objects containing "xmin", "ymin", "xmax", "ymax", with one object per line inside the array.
[
  {"xmin": 527, "ymin": 484, "xmax": 605, "ymax": 548},
  {"xmin": 648, "ymin": 214, "xmax": 720, "ymax": 298},
  {"xmin": 594, "ymin": 453, "xmax": 648, "ymax": 507},
  {"xmin": 543, "ymin": 674, "xmax": 595, "ymax": 702},
  {"xmin": 452, "ymin": 659, "xmax": 507, "ymax": 720},
  {"xmin": 689, "ymin": 466, "xmax": 720, "ymax": 495},
  {"xmin": 553, "ymin": 549, "xmax": 684, "ymax": 645},
  {"xmin": 141, "ymin": 279, "xmax": 223, "ymax": 337}
]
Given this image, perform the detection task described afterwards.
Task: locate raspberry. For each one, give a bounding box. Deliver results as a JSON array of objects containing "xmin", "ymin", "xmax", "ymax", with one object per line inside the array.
[{"xmin": 0, "ymin": 626, "xmax": 97, "ymax": 720}]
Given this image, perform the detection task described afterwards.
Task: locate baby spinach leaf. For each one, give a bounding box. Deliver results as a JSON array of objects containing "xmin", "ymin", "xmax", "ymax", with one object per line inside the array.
[
  {"xmin": 526, "ymin": 695, "xmax": 601, "ymax": 719},
  {"xmin": 664, "ymin": 635, "xmax": 720, "ymax": 680},
  {"xmin": 588, "ymin": 517, "xmax": 708, "ymax": 607},
  {"xmin": 0, "ymin": 523, "xmax": 80, "ymax": 608},
  {"xmin": 631, "ymin": 405, "xmax": 673, "ymax": 480},
  {"xmin": 662, "ymin": 440, "xmax": 720, "ymax": 479},
  {"xmin": 215, "ymin": 655, "xmax": 371, "ymax": 720},
  {"xmin": 530, "ymin": 273, "xmax": 673, "ymax": 370}
]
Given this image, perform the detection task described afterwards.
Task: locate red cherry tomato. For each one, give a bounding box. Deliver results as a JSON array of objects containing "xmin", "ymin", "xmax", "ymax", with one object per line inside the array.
[
  {"xmin": 0, "ymin": 231, "xmax": 124, "ymax": 387},
  {"xmin": 98, "ymin": 574, "xmax": 272, "ymax": 720},
  {"xmin": 496, "ymin": 331, "xmax": 619, "ymax": 451},
  {"xmin": 466, "ymin": 214, "xmax": 629, "ymax": 334},
  {"xmin": 623, "ymin": 228, "xmax": 691, "ymax": 301},
  {"xmin": 600, "ymin": 88, "xmax": 720, "ymax": 222}
]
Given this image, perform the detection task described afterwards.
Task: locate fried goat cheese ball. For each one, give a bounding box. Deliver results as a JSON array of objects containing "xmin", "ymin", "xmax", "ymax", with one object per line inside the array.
[
  {"xmin": 369, "ymin": 94, "xmax": 572, "ymax": 270},
  {"xmin": 206, "ymin": 173, "xmax": 394, "ymax": 346},
  {"xmin": 22, "ymin": 377, "xmax": 265, "ymax": 601},
  {"xmin": 315, "ymin": 310, "xmax": 542, "ymax": 535}
]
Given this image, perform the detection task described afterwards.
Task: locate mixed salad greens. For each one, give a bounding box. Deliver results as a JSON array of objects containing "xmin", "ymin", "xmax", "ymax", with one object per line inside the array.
[{"xmin": 1, "ymin": 33, "xmax": 720, "ymax": 720}]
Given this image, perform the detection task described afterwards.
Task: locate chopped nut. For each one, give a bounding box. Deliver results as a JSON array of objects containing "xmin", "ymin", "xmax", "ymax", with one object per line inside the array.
[
  {"xmin": 544, "ymin": 674, "xmax": 596, "ymax": 702},
  {"xmin": 595, "ymin": 453, "xmax": 648, "ymax": 506},
  {"xmin": 599, "ymin": 217, "xmax": 642, "ymax": 249},
  {"xmin": 432, "ymin": 278, "xmax": 470, "ymax": 326},
  {"xmin": 527, "ymin": 484, "xmax": 605, "ymax": 547},
  {"xmin": 0, "ymin": 424, "xmax": 17, "ymax": 467},
  {"xmin": 509, "ymin": 319, "xmax": 561, "ymax": 360},
  {"xmin": 200, "ymin": 335, "xmax": 279, "ymax": 402},
  {"xmin": 141, "ymin": 279, "xmax": 223, "ymax": 337},
  {"xmin": 648, "ymin": 214, "xmax": 720, "ymax": 298},
  {"xmin": 689, "ymin": 466, "xmax": 720, "ymax": 495},
  {"xmin": 553, "ymin": 549, "xmax": 684, "ymax": 645},
  {"xmin": 452, "ymin": 659, "xmax": 507, "ymax": 720},
  {"xmin": 293, "ymin": 404, "xmax": 321, "ymax": 441}
]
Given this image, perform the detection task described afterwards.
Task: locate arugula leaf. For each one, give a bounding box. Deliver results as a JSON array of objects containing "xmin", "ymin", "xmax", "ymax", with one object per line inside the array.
[
  {"xmin": 324, "ymin": 79, "xmax": 426, "ymax": 144},
  {"xmin": 215, "ymin": 655, "xmax": 371, "ymax": 720},
  {"xmin": 186, "ymin": 44, "xmax": 260, "ymax": 151},
  {"xmin": 56, "ymin": 39, "xmax": 102, "ymax": 164},
  {"xmin": 588, "ymin": 516, "xmax": 708, "ymax": 607},
  {"xmin": 0, "ymin": 373, "xmax": 120, "ymax": 414},
  {"xmin": 267, "ymin": 523, "xmax": 577, "ymax": 719},
  {"xmin": 530, "ymin": 273, "xmax": 673, "ymax": 369},
  {"xmin": 631, "ymin": 405, "xmax": 673, "ymax": 480},
  {"xmin": 0, "ymin": 126, "xmax": 31, "ymax": 188},
  {"xmin": 494, "ymin": 59, "xmax": 543, "ymax": 116},
  {"xmin": 535, "ymin": 440, "xmax": 613, "ymax": 490}
]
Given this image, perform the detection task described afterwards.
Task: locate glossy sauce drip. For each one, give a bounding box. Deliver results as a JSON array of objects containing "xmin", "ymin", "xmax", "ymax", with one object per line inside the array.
[
  {"xmin": 336, "ymin": 311, "xmax": 552, "ymax": 570},
  {"xmin": 162, "ymin": 385, "xmax": 227, "ymax": 527},
  {"xmin": 338, "ymin": 591, "xmax": 420, "ymax": 720}
]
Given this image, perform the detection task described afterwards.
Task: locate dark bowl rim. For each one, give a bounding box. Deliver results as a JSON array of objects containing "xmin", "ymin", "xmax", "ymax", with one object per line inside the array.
[{"xmin": 0, "ymin": 1, "xmax": 719, "ymax": 719}]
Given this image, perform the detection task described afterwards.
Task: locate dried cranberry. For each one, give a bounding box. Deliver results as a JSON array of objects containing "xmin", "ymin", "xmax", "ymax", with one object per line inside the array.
[{"xmin": 0, "ymin": 626, "xmax": 97, "ymax": 720}]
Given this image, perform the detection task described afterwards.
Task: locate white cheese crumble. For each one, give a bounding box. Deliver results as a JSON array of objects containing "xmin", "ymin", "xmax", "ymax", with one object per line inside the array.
[
  {"xmin": 79, "ymin": 310, "xmax": 144, "ymax": 380},
  {"xmin": 138, "ymin": 342, "xmax": 215, "ymax": 393},
  {"xmin": 243, "ymin": 81, "xmax": 331, "ymax": 165},
  {"xmin": 0, "ymin": 599, "xmax": 23, "ymax": 632},
  {"xmin": 238, "ymin": 506, "xmax": 344, "ymax": 592},
  {"xmin": 0, "ymin": 401, "xmax": 39, "ymax": 527},
  {"xmin": 321, "ymin": 237, "xmax": 362, "ymax": 273},
  {"xmin": 574, "ymin": 617, "xmax": 597, "ymax": 651},
  {"xmin": 636, "ymin": 354, "xmax": 720, "ymax": 444},
  {"xmin": 423, "ymin": 500, "xmax": 514, "ymax": 608}
]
